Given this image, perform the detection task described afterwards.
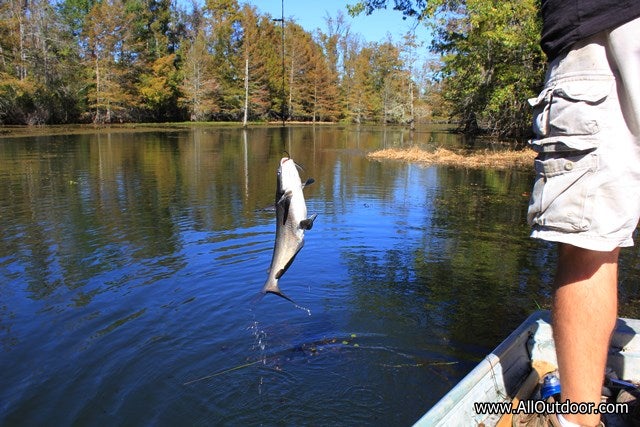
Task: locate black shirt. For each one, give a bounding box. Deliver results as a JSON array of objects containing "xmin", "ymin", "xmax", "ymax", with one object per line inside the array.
[{"xmin": 541, "ymin": 0, "xmax": 640, "ymax": 60}]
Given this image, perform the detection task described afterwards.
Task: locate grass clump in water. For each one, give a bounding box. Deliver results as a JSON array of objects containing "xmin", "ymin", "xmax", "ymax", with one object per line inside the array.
[{"xmin": 367, "ymin": 146, "xmax": 536, "ymax": 170}]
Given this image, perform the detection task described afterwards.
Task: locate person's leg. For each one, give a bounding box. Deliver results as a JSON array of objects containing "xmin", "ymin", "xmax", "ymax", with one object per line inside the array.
[{"xmin": 552, "ymin": 243, "xmax": 619, "ymax": 426}]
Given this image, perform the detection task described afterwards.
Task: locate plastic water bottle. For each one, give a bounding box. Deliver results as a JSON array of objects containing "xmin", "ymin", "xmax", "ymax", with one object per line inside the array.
[{"xmin": 541, "ymin": 373, "xmax": 561, "ymax": 400}]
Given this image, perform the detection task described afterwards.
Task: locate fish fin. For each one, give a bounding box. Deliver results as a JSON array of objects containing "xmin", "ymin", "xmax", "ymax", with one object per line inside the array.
[
  {"xmin": 276, "ymin": 190, "xmax": 293, "ymax": 205},
  {"xmin": 299, "ymin": 214, "xmax": 317, "ymax": 230},
  {"xmin": 302, "ymin": 177, "xmax": 315, "ymax": 188},
  {"xmin": 265, "ymin": 289, "xmax": 297, "ymax": 304},
  {"xmin": 282, "ymin": 197, "xmax": 291, "ymax": 225},
  {"xmin": 277, "ymin": 191, "xmax": 292, "ymax": 225},
  {"xmin": 261, "ymin": 278, "xmax": 297, "ymax": 304}
]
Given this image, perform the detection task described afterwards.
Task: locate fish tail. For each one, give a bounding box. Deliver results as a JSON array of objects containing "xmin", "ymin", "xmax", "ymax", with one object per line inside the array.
[
  {"xmin": 261, "ymin": 279, "xmax": 296, "ymax": 304},
  {"xmin": 265, "ymin": 289, "xmax": 296, "ymax": 304},
  {"xmin": 261, "ymin": 277, "xmax": 279, "ymax": 295}
]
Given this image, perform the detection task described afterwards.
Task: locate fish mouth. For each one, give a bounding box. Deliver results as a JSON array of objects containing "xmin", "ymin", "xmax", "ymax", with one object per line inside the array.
[
  {"xmin": 280, "ymin": 157, "xmax": 304, "ymax": 172},
  {"xmin": 280, "ymin": 158, "xmax": 307, "ymax": 173}
]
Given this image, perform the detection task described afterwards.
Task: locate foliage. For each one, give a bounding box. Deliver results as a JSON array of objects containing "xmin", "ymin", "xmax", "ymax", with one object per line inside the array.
[
  {"xmin": 83, "ymin": 0, "xmax": 141, "ymax": 123},
  {"xmin": 350, "ymin": 0, "xmax": 545, "ymax": 138},
  {"xmin": 178, "ymin": 30, "xmax": 220, "ymax": 121},
  {"xmin": 0, "ymin": 0, "xmax": 544, "ymax": 136},
  {"xmin": 0, "ymin": 0, "xmax": 424, "ymax": 126}
]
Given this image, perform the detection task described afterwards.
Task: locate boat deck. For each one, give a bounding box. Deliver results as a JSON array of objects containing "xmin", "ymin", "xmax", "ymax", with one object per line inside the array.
[{"xmin": 414, "ymin": 310, "xmax": 640, "ymax": 426}]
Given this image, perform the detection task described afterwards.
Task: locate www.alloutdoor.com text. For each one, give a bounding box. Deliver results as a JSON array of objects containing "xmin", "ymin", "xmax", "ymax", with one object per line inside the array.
[{"xmin": 474, "ymin": 399, "xmax": 629, "ymax": 416}]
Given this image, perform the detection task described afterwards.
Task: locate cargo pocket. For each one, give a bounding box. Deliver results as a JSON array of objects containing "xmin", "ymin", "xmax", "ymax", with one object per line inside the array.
[
  {"xmin": 527, "ymin": 152, "xmax": 598, "ymax": 232},
  {"xmin": 526, "ymin": 76, "xmax": 610, "ymax": 232},
  {"xmin": 528, "ymin": 76, "xmax": 614, "ymax": 152}
]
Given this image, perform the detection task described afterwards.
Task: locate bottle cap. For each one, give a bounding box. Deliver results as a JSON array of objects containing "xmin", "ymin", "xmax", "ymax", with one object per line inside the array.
[{"xmin": 540, "ymin": 374, "xmax": 561, "ymax": 400}]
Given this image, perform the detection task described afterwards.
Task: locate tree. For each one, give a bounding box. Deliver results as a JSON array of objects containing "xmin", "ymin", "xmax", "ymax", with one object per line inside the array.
[
  {"xmin": 370, "ymin": 39, "xmax": 404, "ymax": 123},
  {"xmin": 0, "ymin": 0, "xmax": 85, "ymax": 124},
  {"xmin": 205, "ymin": 0, "xmax": 243, "ymax": 120},
  {"xmin": 138, "ymin": 54, "xmax": 181, "ymax": 121},
  {"xmin": 310, "ymin": 31, "xmax": 339, "ymax": 122},
  {"xmin": 319, "ymin": 12, "xmax": 345, "ymax": 96},
  {"xmin": 350, "ymin": 0, "xmax": 545, "ymax": 138},
  {"xmin": 239, "ymin": 4, "xmax": 276, "ymax": 122},
  {"xmin": 319, "ymin": 11, "xmax": 352, "ymax": 121},
  {"xmin": 83, "ymin": 0, "xmax": 140, "ymax": 123},
  {"xmin": 178, "ymin": 30, "xmax": 220, "ymax": 121},
  {"xmin": 400, "ymin": 31, "xmax": 421, "ymax": 128},
  {"xmin": 57, "ymin": 0, "xmax": 95, "ymax": 37},
  {"xmin": 286, "ymin": 23, "xmax": 317, "ymax": 121},
  {"xmin": 32, "ymin": 0, "xmax": 86, "ymax": 123},
  {"xmin": 347, "ymin": 44, "xmax": 377, "ymax": 123},
  {"xmin": 0, "ymin": 0, "xmax": 546, "ymax": 128},
  {"xmin": 436, "ymin": 0, "xmax": 544, "ymax": 137}
]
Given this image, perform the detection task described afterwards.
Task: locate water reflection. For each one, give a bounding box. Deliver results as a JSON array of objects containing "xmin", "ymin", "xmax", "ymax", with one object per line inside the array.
[{"xmin": 0, "ymin": 125, "xmax": 638, "ymax": 425}]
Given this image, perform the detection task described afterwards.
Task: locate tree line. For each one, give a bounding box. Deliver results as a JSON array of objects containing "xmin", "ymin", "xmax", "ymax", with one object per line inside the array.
[
  {"xmin": 1, "ymin": 0, "xmax": 545, "ymax": 138},
  {"xmin": 0, "ymin": 0, "xmax": 432, "ymax": 127},
  {"xmin": 351, "ymin": 0, "xmax": 545, "ymax": 138}
]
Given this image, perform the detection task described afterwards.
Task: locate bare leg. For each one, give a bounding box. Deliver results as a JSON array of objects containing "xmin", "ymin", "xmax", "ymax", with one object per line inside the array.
[{"xmin": 552, "ymin": 243, "xmax": 619, "ymax": 426}]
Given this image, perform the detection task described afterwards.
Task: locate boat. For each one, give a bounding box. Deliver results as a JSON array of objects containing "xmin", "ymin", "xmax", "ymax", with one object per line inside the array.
[{"xmin": 413, "ymin": 310, "xmax": 640, "ymax": 426}]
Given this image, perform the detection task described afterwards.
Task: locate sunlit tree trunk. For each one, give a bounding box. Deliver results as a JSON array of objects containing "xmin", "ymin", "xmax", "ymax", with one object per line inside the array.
[{"xmin": 243, "ymin": 56, "xmax": 248, "ymax": 127}]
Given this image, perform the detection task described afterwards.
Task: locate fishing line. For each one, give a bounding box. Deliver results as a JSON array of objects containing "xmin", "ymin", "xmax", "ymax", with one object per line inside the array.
[{"xmin": 182, "ymin": 360, "xmax": 262, "ymax": 385}]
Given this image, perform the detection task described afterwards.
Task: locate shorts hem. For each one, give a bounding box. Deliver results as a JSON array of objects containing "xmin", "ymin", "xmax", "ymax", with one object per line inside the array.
[{"xmin": 530, "ymin": 229, "xmax": 634, "ymax": 252}]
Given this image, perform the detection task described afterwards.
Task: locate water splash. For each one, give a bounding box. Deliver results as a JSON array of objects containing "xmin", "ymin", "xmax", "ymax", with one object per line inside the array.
[
  {"xmin": 248, "ymin": 320, "xmax": 268, "ymax": 395},
  {"xmin": 248, "ymin": 321, "xmax": 267, "ymax": 354},
  {"xmin": 293, "ymin": 303, "xmax": 312, "ymax": 316}
]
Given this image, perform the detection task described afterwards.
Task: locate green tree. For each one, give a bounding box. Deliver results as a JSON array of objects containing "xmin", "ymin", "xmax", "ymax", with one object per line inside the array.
[
  {"xmin": 138, "ymin": 54, "xmax": 181, "ymax": 121},
  {"xmin": 370, "ymin": 39, "xmax": 404, "ymax": 123},
  {"xmin": 205, "ymin": 0, "xmax": 243, "ymax": 120},
  {"xmin": 32, "ymin": 0, "xmax": 86, "ymax": 123},
  {"xmin": 130, "ymin": 0, "xmax": 173, "ymax": 59},
  {"xmin": 57, "ymin": 0, "xmax": 95, "ymax": 37},
  {"xmin": 0, "ymin": 0, "xmax": 85, "ymax": 124},
  {"xmin": 0, "ymin": 0, "xmax": 41, "ymax": 123},
  {"xmin": 83, "ymin": 0, "xmax": 139, "ymax": 123},
  {"xmin": 350, "ymin": 0, "xmax": 545, "ymax": 138},
  {"xmin": 347, "ymin": 44, "xmax": 377, "ymax": 123},
  {"xmin": 337, "ymin": 32, "xmax": 362, "ymax": 122}
]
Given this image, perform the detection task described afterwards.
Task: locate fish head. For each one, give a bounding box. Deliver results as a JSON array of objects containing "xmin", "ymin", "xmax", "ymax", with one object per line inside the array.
[{"xmin": 278, "ymin": 157, "xmax": 302, "ymax": 190}]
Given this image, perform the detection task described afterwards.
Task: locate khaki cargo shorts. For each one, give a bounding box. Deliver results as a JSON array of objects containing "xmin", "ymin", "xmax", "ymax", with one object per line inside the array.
[{"xmin": 527, "ymin": 17, "xmax": 640, "ymax": 251}]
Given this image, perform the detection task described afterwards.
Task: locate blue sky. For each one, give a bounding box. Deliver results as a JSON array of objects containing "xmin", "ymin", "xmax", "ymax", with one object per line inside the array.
[{"xmin": 246, "ymin": 0, "xmax": 432, "ymax": 45}]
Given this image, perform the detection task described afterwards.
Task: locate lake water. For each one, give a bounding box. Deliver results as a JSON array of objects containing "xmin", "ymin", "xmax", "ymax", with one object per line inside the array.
[{"xmin": 1, "ymin": 125, "xmax": 639, "ymax": 426}]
